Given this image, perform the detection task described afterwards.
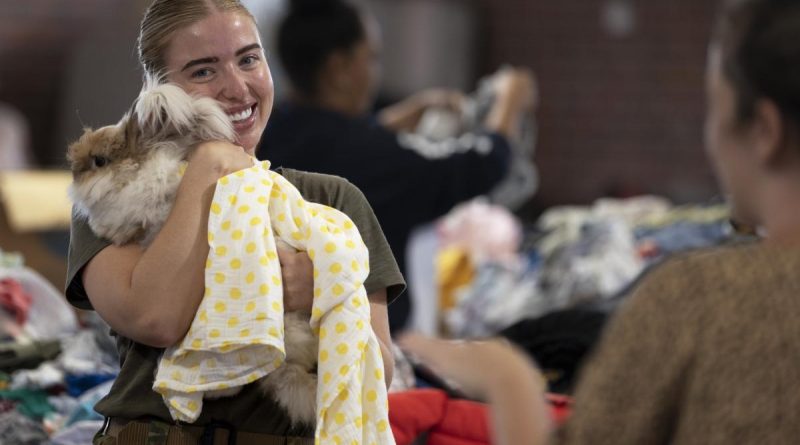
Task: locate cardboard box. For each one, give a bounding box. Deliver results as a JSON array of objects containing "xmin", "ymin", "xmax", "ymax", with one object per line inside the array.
[{"xmin": 0, "ymin": 170, "xmax": 72, "ymax": 290}]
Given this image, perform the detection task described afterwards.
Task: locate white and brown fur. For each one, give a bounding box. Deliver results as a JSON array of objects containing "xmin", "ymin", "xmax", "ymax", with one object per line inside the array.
[{"xmin": 67, "ymin": 76, "xmax": 318, "ymax": 427}]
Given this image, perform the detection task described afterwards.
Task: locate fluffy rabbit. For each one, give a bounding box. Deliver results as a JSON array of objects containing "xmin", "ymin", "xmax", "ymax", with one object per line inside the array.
[{"xmin": 67, "ymin": 78, "xmax": 318, "ymax": 427}]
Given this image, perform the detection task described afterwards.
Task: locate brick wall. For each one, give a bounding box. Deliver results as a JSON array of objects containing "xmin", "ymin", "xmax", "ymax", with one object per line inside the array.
[
  {"xmin": 0, "ymin": 0, "xmax": 116, "ymax": 166},
  {"xmin": 479, "ymin": 0, "xmax": 722, "ymax": 210},
  {"xmin": 2, "ymin": 1, "xmax": 723, "ymax": 210}
]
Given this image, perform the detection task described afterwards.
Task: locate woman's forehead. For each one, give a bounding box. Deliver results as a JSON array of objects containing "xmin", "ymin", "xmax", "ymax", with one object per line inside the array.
[{"xmin": 166, "ymin": 12, "xmax": 261, "ymax": 64}]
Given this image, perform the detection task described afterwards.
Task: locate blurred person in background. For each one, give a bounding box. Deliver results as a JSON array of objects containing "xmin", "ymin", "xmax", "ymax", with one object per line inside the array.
[
  {"xmin": 0, "ymin": 104, "xmax": 31, "ymax": 170},
  {"xmin": 258, "ymin": 0, "xmax": 535, "ymax": 332}
]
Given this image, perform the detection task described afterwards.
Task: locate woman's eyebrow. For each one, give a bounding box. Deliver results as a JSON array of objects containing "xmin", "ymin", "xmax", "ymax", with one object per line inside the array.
[
  {"xmin": 181, "ymin": 56, "xmax": 218, "ymax": 72},
  {"xmin": 235, "ymin": 43, "xmax": 262, "ymax": 56}
]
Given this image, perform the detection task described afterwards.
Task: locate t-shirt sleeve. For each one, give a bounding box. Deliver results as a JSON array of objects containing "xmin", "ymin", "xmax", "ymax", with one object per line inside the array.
[
  {"xmin": 379, "ymin": 125, "xmax": 513, "ymax": 219},
  {"xmin": 65, "ymin": 207, "xmax": 111, "ymax": 310},
  {"xmin": 557, "ymin": 258, "xmax": 702, "ymax": 445},
  {"xmin": 336, "ymin": 179, "xmax": 406, "ymax": 303}
]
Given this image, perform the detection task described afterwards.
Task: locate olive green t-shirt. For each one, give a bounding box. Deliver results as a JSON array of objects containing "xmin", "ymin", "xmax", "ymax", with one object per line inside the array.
[{"xmin": 65, "ymin": 168, "xmax": 405, "ymax": 436}]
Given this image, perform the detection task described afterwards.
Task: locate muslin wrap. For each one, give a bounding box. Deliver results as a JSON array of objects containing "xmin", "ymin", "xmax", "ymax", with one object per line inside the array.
[{"xmin": 153, "ymin": 160, "xmax": 394, "ymax": 444}]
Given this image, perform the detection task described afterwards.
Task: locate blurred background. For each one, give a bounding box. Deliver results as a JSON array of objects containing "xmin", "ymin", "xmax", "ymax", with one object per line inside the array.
[{"xmin": 1, "ymin": 0, "xmax": 718, "ymax": 211}]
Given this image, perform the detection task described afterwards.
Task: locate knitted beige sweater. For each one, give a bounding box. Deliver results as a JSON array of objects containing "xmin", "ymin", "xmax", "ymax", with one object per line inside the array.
[{"xmin": 559, "ymin": 243, "xmax": 800, "ymax": 444}]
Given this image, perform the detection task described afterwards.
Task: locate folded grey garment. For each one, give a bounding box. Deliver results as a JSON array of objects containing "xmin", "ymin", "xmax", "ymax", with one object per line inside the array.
[
  {"xmin": 467, "ymin": 69, "xmax": 538, "ymax": 209},
  {"xmin": 0, "ymin": 410, "xmax": 49, "ymax": 445},
  {"xmin": 388, "ymin": 342, "xmax": 417, "ymax": 393},
  {"xmin": 405, "ymin": 68, "xmax": 539, "ymax": 210},
  {"xmin": 0, "ymin": 339, "xmax": 61, "ymax": 372}
]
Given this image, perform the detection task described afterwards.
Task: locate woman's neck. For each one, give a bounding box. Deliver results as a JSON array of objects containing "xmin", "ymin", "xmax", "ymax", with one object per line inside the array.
[
  {"xmin": 758, "ymin": 175, "xmax": 800, "ymax": 246},
  {"xmin": 289, "ymin": 89, "xmax": 361, "ymax": 117}
]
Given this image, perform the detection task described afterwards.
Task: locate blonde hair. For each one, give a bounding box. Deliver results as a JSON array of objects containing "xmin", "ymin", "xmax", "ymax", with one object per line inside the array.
[{"xmin": 138, "ymin": 0, "xmax": 256, "ymax": 77}]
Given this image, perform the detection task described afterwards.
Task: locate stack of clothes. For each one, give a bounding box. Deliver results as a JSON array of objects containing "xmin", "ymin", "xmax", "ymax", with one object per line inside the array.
[{"xmin": 0, "ymin": 257, "xmax": 119, "ymax": 445}]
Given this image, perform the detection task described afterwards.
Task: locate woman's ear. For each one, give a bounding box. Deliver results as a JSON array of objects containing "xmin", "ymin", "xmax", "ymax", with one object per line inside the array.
[
  {"xmin": 752, "ymin": 98, "xmax": 786, "ymax": 167},
  {"xmin": 322, "ymin": 50, "xmax": 354, "ymax": 92}
]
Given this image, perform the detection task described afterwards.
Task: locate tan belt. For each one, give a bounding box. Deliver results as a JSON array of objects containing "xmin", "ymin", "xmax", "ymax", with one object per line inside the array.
[{"xmin": 101, "ymin": 418, "xmax": 314, "ymax": 445}]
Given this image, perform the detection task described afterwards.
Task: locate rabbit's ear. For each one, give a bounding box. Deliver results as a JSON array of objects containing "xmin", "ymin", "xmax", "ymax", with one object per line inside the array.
[
  {"xmin": 135, "ymin": 81, "xmax": 197, "ymax": 138},
  {"xmin": 123, "ymin": 110, "xmax": 140, "ymax": 151},
  {"xmin": 134, "ymin": 86, "xmax": 168, "ymax": 137}
]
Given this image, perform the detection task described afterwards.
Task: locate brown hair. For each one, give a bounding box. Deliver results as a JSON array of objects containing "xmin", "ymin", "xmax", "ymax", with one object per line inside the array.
[
  {"xmin": 714, "ymin": 0, "xmax": 800, "ymax": 127},
  {"xmin": 138, "ymin": 0, "xmax": 257, "ymax": 77}
]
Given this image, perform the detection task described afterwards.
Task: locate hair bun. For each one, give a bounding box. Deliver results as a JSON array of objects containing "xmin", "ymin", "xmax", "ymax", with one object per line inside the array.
[{"xmin": 289, "ymin": 0, "xmax": 346, "ymax": 15}]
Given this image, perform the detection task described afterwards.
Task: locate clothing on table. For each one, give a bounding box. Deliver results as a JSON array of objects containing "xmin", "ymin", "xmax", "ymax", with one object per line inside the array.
[
  {"xmin": 65, "ymin": 167, "xmax": 405, "ymax": 438},
  {"xmin": 558, "ymin": 242, "xmax": 800, "ymax": 444},
  {"xmin": 0, "ymin": 278, "xmax": 32, "ymax": 325},
  {"xmin": 389, "ymin": 389, "xmax": 572, "ymax": 445},
  {"xmin": 499, "ymin": 308, "xmax": 608, "ymax": 394},
  {"xmin": 258, "ymin": 103, "xmax": 512, "ymax": 331},
  {"xmin": 0, "ymin": 409, "xmax": 49, "ymax": 445}
]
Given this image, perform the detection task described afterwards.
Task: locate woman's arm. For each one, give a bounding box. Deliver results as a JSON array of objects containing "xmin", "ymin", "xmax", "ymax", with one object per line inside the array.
[
  {"xmin": 378, "ymin": 68, "xmax": 536, "ymax": 142},
  {"xmin": 399, "ymin": 334, "xmax": 551, "ymax": 445},
  {"xmin": 484, "ymin": 68, "xmax": 537, "ymax": 142},
  {"xmin": 378, "ymin": 89, "xmax": 465, "ymax": 132},
  {"xmin": 368, "ymin": 289, "xmax": 394, "ymax": 387},
  {"xmin": 82, "ymin": 142, "xmax": 254, "ymax": 347}
]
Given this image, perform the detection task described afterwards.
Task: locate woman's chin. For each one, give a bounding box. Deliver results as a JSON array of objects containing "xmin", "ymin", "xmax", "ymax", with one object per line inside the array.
[{"xmin": 233, "ymin": 135, "xmax": 258, "ymax": 156}]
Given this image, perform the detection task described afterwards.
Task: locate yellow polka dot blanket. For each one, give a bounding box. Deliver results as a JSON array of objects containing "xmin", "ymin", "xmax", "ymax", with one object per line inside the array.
[{"xmin": 153, "ymin": 160, "xmax": 394, "ymax": 444}]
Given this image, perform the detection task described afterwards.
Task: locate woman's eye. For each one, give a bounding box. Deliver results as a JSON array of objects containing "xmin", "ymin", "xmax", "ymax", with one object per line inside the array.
[
  {"xmin": 240, "ymin": 55, "xmax": 259, "ymax": 66},
  {"xmin": 92, "ymin": 156, "xmax": 108, "ymax": 168},
  {"xmin": 191, "ymin": 68, "xmax": 212, "ymax": 78}
]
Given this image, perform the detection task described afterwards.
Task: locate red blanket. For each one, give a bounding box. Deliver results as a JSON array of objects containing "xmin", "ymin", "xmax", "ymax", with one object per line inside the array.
[{"xmin": 389, "ymin": 389, "xmax": 571, "ymax": 445}]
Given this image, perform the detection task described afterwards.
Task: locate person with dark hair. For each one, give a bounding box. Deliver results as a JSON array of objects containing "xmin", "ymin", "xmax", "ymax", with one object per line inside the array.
[
  {"xmin": 401, "ymin": 0, "xmax": 800, "ymax": 443},
  {"xmin": 258, "ymin": 0, "xmax": 535, "ymax": 332}
]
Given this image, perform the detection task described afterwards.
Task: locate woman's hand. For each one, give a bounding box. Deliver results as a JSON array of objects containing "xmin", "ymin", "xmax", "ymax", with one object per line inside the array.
[
  {"xmin": 276, "ymin": 240, "xmax": 315, "ymax": 312},
  {"xmin": 494, "ymin": 68, "xmax": 537, "ymax": 111},
  {"xmin": 187, "ymin": 140, "xmax": 254, "ymax": 183},
  {"xmin": 399, "ymin": 333, "xmax": 552, "ymax": 445},
  {"xmin": 485, "ymin": 67, "xmax": 538, "ymax": 142},
  {"xmin": 398, "ymin": 333, "xmax": 542, "ymax": 400},
  {"xmin": 412, "ymin": 88, "xmax": 466, "ymax": 113},
  {"xmin": 378, "ymin": 88, "xmax": 466, "ymax": 132}
]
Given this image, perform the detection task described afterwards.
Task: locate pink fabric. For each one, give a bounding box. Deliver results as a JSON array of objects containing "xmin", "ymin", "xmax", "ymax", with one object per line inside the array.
[
  {"xmin": 0, "ymin": 278, "xmax": 32, "ymax": 325},
  {"xmin": 437, "ymin": 199, "xmax": 522, "ymax": 265}
]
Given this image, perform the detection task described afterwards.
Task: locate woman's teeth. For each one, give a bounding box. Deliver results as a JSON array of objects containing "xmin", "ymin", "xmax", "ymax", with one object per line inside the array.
[{"xmin": 228, "ymin": 107, "xmax": 253, "ymax": 122}]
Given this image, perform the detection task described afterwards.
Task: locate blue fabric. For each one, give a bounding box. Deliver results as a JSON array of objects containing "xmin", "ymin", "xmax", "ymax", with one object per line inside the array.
[
  {"xmin": 64, "ymin": 374, "xmax": 116, "ymax": 398},
  {"xmin": 635, "ymin": 221, "xmax": 728, "ymax": 255}
]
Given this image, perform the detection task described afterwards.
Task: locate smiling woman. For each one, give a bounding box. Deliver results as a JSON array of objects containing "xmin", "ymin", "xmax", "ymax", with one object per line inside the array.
[{"xmin": 64, "ymin": 0, "xmax": 405, "ymax": 443}]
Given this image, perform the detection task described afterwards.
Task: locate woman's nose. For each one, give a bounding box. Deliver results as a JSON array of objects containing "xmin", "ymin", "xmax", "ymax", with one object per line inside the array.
[{"xmin": 217, "ymin": 69, "xmax": 248, "ymax": 101}]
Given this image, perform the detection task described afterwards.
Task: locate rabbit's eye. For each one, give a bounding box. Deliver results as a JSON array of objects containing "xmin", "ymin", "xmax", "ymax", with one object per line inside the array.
[{"xmin": 92, "ymin": 156, "xmax": 108, "ymax": 168}]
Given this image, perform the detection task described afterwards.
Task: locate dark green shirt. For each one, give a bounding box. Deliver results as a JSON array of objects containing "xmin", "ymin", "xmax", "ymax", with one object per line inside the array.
[{"xmin": 65, "ymin": 168, "xmax": 405, "ymax": 436}]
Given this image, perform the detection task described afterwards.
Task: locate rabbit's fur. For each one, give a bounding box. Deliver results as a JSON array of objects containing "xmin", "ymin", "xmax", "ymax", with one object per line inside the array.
[{"xmin": 67, "ymin": 78, "xmax": 318, "ymax": 427}]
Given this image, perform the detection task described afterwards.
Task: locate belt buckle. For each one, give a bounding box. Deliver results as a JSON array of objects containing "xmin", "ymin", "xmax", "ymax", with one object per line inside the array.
[{"xmin": 100, "ymin": 417, "xmax": 111, "ymax": 435}]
